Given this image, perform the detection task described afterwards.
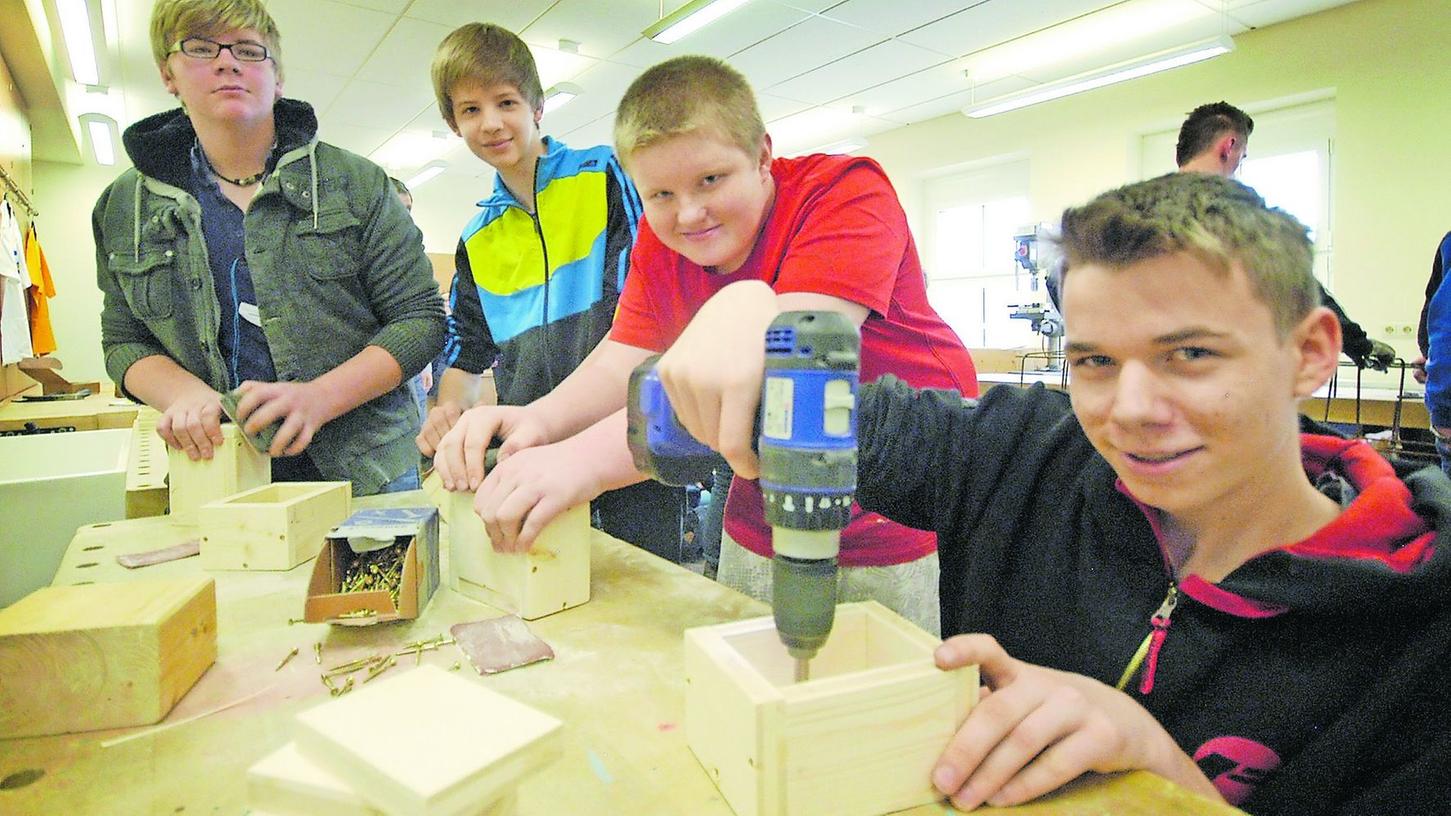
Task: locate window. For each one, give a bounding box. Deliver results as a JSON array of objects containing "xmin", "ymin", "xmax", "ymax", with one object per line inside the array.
[{"xmin": 922, "ymin": 158, "xmax": 1041, "ymax": 348}]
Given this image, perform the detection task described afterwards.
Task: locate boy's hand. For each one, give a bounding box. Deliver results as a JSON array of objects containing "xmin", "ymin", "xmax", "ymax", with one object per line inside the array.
[
  {"xmin": 657, "ymin": 280, "xmax": 780, "ymax": 478},
  {"xmin": 235, "ymin": 380, "xmax": 334, "ymax": 457},
  {"xmin": 932, "ymin": 635, "xmax": 1219, "ymax": 811},
  {"xmin": 434, "ymin": 405, "xmax": 548, "ymax": 492},
  {"xmin": 473, "ymin": 437, "xmax": 602, "ymax": 552},
  {"xmin": 157, "ymin": 388, "xmax": 225, "ymax": 460},
  {"xmin": 1412, "ymin": 354, "xmax": 1428, "ymax": 385},
  {"xmin": 417, "ymin": 403, "xmax": 464, "ymax": 457}
]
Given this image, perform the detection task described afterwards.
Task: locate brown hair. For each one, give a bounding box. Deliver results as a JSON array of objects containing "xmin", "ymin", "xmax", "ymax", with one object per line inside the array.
[
  {"xmin": 432, "ymin": 23, "xmax": 543, "ymax": 129},
  {"xmin": 614, "ymin": 55, "xmax": 765, "ymax": 166},
  {"xmin": 1175, "ymin": 101, "xmax": 1254, "ymax": 167},
  {"xmin": 1056, "ymin": 172, "xmax": 1316, "ymax": 337},
  {"xmin": 150, "ymin": 0, "xmax": 282, "ymax": 78}
]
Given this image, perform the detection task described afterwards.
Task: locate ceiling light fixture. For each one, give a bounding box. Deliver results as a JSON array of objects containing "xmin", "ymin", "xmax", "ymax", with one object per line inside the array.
[
  {"xmin": 406, "ymin": 161, "xmax": 448, "ymax": 189},
  {"xmin": 56, "ymin": 0, "xmax": 105, "ymax": 86},
  {"xmin": 964, "ymin": 35, "xmax": 1233, "ymax": 119},
  {"xmin": 642, "ymin": 0, "xmax": 751, "ymax": 45},
  {"xmin": 542, "ymin": 83, "xmax": 582, "ymax": 115}
]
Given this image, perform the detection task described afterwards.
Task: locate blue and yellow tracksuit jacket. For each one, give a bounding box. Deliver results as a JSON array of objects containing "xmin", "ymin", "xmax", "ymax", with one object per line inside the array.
[{"xmin": 444, "ymin": 136, "xmax": 642, "ymax": 406}]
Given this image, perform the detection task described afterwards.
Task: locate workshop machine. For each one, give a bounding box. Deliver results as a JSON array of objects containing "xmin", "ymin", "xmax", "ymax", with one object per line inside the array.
[
  {"xmin": 1009, "ymin": 224, "xmax": 1065, "ymax": 370},
  {"xmin": 627, "ymin": 311, "xmax": 859, "ymax": 682}
]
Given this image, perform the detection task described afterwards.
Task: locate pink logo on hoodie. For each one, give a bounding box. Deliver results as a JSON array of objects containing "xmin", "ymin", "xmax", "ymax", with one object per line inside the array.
[{"xmin": 1194, "ymin": 735, "xmax": 1281, "ymax": 805}]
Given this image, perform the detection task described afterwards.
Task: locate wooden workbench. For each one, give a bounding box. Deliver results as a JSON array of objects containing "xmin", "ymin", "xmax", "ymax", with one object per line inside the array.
[
  {"xmin": 0, "ymin": 391, "xmax": 140, "ymax": 433},
  {"xmin": 0, "ymin": 490, "xmax": 1241, "ymax": 816}
]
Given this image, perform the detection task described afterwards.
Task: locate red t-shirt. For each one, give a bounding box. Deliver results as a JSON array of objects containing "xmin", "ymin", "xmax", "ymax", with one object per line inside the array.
[{"xmin": 611, "ymin": 154, "xmax": 977, "ymax": 566}]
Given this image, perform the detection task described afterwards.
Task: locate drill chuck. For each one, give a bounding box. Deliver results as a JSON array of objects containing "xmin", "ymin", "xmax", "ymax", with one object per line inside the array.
[{"xmin": 772, "ymin": 550, "xmax": 839, "ymax": 660}]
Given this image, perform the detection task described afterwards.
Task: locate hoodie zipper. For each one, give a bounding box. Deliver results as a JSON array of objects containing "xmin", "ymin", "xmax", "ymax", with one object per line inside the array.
[
  {"xmin": 1115, "ymin": 582, "xmax": 1179, "ymax": 695},
  {"xmin": 525, "ymin": 156, "xmax": 556, "ymax": 389}
]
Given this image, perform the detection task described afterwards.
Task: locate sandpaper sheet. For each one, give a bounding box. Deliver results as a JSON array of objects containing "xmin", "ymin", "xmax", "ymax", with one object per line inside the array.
[
  {"xmin": 116, "ymin": 539, "xmax": 201, "ymax": 569},
  {"xmin": 450, "ymin": 615, "xmax": 554, "ymax": 675}
]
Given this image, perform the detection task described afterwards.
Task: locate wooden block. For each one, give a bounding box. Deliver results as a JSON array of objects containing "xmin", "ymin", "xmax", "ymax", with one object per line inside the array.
[
  {"xmin": 448, "ymin": 492, "xmax": 589, "ymax": 620},
  {"xmin": 0, "ymin": 575, "xmax": 217, "ymax": 738},
  {"xmin": 294, "ymin": 665, "xmax": 562, "ymax": 816},
  {"xmin": 166, "ymin": 423, "xmax": 271, "ymax": 518},
  {"xmin": 199, "ymin": 482, "xmax": 351, "ymax": 571},
  {"xmin": 684, "ymin": 601, "xmax": 977, "ymax": 816},
  {"xmin": 247, "ymin": 742, "xmax": 520, "ymax": 816},
  {"xmin": 126, "ymin": 410, "xmax": 168, "ymax": 518}
]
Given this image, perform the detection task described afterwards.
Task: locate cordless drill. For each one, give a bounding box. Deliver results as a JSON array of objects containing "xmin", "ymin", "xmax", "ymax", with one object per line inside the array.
[{"xmin": 627, "ymin": 311, "xmax": 860, "ymax": 681}]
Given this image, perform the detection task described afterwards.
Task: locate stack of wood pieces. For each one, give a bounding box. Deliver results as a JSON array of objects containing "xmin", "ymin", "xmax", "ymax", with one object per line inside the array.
[{"xmin": 247, "ymin": 664, "xmax": 562, "ymax": 816}]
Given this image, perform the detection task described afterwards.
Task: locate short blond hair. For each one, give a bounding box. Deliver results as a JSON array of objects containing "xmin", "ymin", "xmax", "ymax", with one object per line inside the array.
[
  {"xmin": 150, "ymin": 0, "xmax": 282, "ymax": 77},
  {"xmin": 614, "ymin": 56, "xmax": 765, "ymax": 166},
  {"xmin": 1056, "ymin": 173, "xmax": 1317, "ymax": 337},
  {"xmin": 432, "ymin": 23, "xmax": 543, "ymax": 129}
]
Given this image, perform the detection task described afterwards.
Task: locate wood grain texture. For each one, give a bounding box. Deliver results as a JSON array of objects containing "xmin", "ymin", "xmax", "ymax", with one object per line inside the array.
[
  {"xmin": 294, "ymin": 664, "xmax": 562, "ymax": 816},
  {"xmin": 0, "ymin": 575, "xmax": 216, "ymax": 738},
  {"xmin": 448, "ymin": 493, "xmax": 590, "ymax": 620},
  {"xmin": 685, "ymin": 601, "xmax": 977, "ymax": 816},
  {"xmin": 166, "ymin": 424, "xmax": 270, "ymax": 519},
  {"xmin": 199, "ymin": 481, "xmax": 351, "ymax": 571}
]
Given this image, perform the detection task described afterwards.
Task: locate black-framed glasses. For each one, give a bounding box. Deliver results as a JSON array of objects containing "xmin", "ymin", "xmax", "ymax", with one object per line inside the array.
[{"xmin": 170, "ymin": 37, "xmax": 270, "ymax": 62}]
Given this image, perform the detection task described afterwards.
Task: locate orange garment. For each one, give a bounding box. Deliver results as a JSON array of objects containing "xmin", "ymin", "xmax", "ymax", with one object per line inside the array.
[{"xmin": 24, "ymin": 225, "xmax": 56, "ymax": 355}]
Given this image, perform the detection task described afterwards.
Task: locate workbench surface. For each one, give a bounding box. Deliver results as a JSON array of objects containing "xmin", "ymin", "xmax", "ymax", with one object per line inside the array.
[{"xmin": 0, "ymin": 490, "xmax": 1242, "ymax": 816}]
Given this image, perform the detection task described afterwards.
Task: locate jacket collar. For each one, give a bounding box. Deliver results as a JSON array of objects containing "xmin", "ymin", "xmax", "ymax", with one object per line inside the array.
[
  {"xmin": 122, "ymin": 98, "xmax": 318, "ymax": 189},
  {"xmin": 478, "ymin": 135, "xmax": 566, "ymax": 210}
]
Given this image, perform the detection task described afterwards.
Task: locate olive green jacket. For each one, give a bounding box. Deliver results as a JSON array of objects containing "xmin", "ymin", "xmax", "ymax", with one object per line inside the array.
[{"xmin": 93, "ymin": 99, "xmax": 444, "ymax": 494}]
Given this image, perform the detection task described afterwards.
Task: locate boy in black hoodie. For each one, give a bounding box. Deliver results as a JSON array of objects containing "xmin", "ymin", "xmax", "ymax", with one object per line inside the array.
[{"xmin": 653, "ymin": 172, "xmax": 1451, "ymax": 814}]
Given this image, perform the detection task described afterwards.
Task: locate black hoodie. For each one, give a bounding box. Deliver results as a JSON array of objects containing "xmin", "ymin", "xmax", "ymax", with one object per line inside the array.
[{"xmin": 856, "ymin": 377, "xmax": 1451, "ymax": 814}]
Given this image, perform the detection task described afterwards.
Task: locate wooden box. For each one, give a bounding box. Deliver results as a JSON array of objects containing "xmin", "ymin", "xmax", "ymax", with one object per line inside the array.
[
  {"xmin": 293, "ymin": 665, "xmax": 560, "ymax": 816},
  {"xmin": 684, "ymin": 601, "xmax": 977, "ymax": 816},
  {"xmin": 304, "ymin": 507, "xmax": 439, "ymax": 624},
  {"xmin": 448, "ymin": 491, "xmax": 589, "ymax": 620},
  {"xmin": 125, "ymin": 409, "xmax": 168, "ymax": 518},
  {"xmin": 0, "ymin": 427, "xmax": 131, "ymax": 607},
  {"xmin": 0, "ymin": 575, "xmax": 216, "ymax": 738},
  {"xmin": 166, "ymin": 422, "xmax": 270, "ymax": 518},
  {"xmin": 199, "ymin": 481, "xmax": 351, "ymax": 571}
]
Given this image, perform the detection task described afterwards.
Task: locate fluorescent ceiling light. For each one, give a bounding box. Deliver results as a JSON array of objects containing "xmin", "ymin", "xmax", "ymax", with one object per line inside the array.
[
  {"xmin": 79, "ymin": 113, "xmax": 118, "ymax": 165},
  {"xmin": 405, "ymin": 161, "xmax": 447, "ymax": 189},
  {"xmin": 56, "ymin": 0, "xmax": 102, "ymax": 86},
  {"xmin": 371, "ymin": 130, "xmax": 459, "ymax": 171},
  {"xmin": 961, "ymin": 0, "xmax": 1214, "ymax": 84},
  {"xmin": 965, "ymin": 36, "xmax": 1234, "ymax": 119},
  {"xmin": 643, "ymin": 0, "xmax": 751, "ymax": 45},
  {"xmin": 542, "ymin": 83, "xmax": 582, "ymax": 115}
]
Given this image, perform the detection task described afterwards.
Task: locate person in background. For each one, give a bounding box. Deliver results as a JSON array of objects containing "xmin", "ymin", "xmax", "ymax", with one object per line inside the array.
[
  {"xmin": 434, "ymin": 56, "xmax": 978, "ymax": 633},
  {"xmin": 1419, "ymin": 230, "xmax": 1451, "ymax": 474},
  {"xmin": 1176, "ymin": 101, "xmax": 1396, "ymax": 372},
  {"xmin": 420, "ymin": 23, "xmax": 686, "ymax": 560},
  {"xmin": 93, "ymin": 0, "xmax": 444, "ymax": 496}
]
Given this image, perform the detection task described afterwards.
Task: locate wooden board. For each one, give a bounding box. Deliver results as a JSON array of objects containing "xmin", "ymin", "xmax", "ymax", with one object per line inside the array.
[
  {"xmin": 684, "ymin": 601, "xmax": 977, "ymax": 816},
  {"xmin": 125, "ymin": 409, "xmax": 168, "ymax": 518},
  {"xmin": 199, "ymin": 481, "xmax": 351, "ymax": 571},
  {"xmin": 0, "ymin": 575, "xmax": 216, "ymax": 738},
  {"xmin": 294, "ymin": 664, "xmax": 562, "ymax": 816},
  {"xmin": 166, "ymin": 423, "xmax": 271, "ymax": 518},
  {"xmin": 448, "ymin": 492, "xmax": 590, "ymax": 620},
  {"xmin": 0, "ymin": 391, "xmax": 139, "ymax": 432}
]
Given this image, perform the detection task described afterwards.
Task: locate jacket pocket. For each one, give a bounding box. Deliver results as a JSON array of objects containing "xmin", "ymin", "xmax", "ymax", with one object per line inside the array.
[
  {"xmin": 108, "ymin": 251, "xmax": 177, "ymax": 320},
  {"xmin": 294, "ymin": 210, "xmax": 363, "ymax": 280}
]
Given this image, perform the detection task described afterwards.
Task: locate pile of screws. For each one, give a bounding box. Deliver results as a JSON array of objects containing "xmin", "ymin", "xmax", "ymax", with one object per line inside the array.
[
  {"xmin": 340, "ymin": 539, "xmax": 407, "ymax": 606},
  {"xmin": 303, "ymin": 634, "xmax": 458, "ymax": 697}
]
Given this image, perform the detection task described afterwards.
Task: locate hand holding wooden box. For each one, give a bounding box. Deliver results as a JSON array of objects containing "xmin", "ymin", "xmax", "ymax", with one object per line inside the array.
[
  {"xmin": 684, "ymin": 601, "xmax": 977, "ymax": 816},
  {"xmin": 447, "ymin": 492, "xmax": 589, "ymax": 620}
]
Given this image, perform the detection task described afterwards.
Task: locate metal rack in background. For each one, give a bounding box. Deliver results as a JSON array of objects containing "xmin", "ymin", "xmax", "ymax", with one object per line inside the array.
[
  {"xmin": 1310, "ymin": 358, "xmax": 1434, "ymax": 462},
  {"xmin": 0, "ymin": 164, "xmax": 38, "ymax": 218}
]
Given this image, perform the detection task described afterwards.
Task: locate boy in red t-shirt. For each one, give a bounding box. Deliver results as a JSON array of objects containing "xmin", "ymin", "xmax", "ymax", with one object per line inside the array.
[{"xmin": 434, "ymin": 55, "xmax": 976, "ymax": 632}]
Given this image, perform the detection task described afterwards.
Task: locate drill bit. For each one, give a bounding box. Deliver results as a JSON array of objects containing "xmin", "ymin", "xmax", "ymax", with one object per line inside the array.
[{"xmin": 794, "ymin": 658, "xmax": 810, "ymax": 683}]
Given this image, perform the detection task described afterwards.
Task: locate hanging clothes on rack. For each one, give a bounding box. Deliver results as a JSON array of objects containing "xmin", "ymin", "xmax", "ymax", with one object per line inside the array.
[
  {"xmin": 0, "ymin": 199, "xmax": 34, "ymax": 365},
  {"xmin": 24, "ymin": 223, "xmax": 56, "ymax": 355}
]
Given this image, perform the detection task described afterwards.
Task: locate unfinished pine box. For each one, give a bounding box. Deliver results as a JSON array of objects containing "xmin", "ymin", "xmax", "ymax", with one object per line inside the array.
[
  {"xmin": 684, "ymin": 601, "xmax": 977, "ymax": 816},
  {"xmin": 0, "ymin": 575, "xmax": 216, "ymax": 738},
  {"xmin": 293, "ymin": 665, "xmax": 560, "ymax": 816},
  {"xmin": 0, "ymin": 427, "xmax": 131, "ymax": 607},
  {"xmin": 448, "ymin": 491, "xmax": 589, "ymax": 620},
  {"xmin": 199, "ymin": 481, "xmax": 351, "ymax": 571},
  {"xmin": 167, "ymin": 422, "xmax": 270, "ymax": 518}
]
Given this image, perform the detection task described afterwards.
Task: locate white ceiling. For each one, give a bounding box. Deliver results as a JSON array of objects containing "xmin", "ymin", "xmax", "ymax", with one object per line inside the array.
[{"xmin": 100, "ymin": 0, "xmax": 1357, "ymax": 200}]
